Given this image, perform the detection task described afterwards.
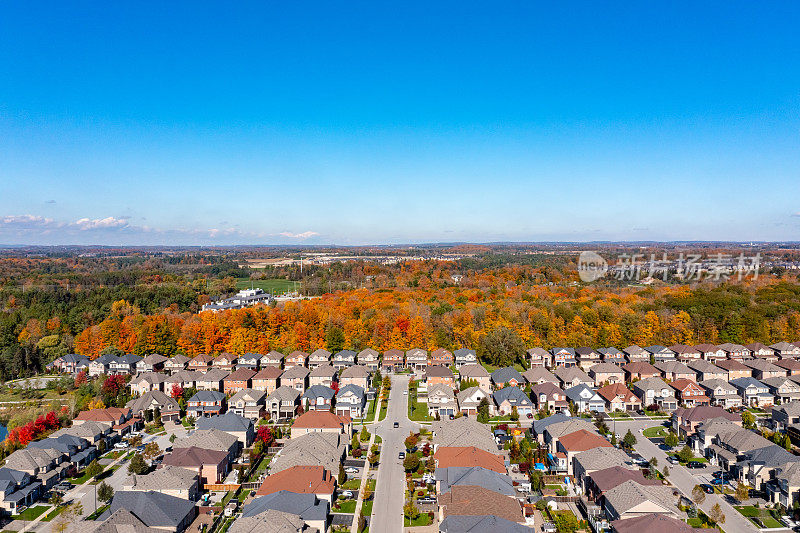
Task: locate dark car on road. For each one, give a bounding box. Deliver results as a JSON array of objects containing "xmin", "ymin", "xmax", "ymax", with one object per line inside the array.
[
  {"xmin": 700, "ymin": 484, "xmax": 714, "ymax": 494},
  {"xmin": 393, "ymin": 422, "xmax": 399, "ymax": 428},
  {"xmin": 687, "ymin": 461, "xmax": 704, "ymax": 469}
]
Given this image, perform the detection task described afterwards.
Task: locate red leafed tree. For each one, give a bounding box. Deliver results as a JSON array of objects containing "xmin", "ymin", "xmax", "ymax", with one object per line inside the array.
[
  {"xmin": 170, "ymin": 384, "xmax": 184, "ymax": 400},
  {"xmin": 102, "ymin": 374, "xmax": 127, "ymax": 398},
  {"xmin": 256, "ymin": 426, "xmax": 274, "ymax": 447},
  {"xmin": 45, "ymin": 411, "xmax": 60, "ymax": 429},
  {"xmin": 74, "ymin": 370, "xmax": 88, "ymax": 387},
  {"xmin": 330, "ymin": 381, "xmax": 339, "ymax": 394}
]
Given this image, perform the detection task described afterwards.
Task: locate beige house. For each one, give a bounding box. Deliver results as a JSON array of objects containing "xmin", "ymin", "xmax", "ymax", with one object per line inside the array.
[{"xmin": 588, "ymin": 363, "xmax": 625, "ymax": 386}]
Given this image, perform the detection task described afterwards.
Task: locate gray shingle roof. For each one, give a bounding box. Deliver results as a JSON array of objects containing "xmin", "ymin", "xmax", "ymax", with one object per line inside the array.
[
  {"xmin": 435, "ymin": 466, "xmax": 516, "ymax": 496},
  {"xmin": 242, "ymin": 490, "xmax": 327, "ymax": 522},
  {"xmin": 101, "ymin": 490, "xmax": 195, "ymax": 529},
  {"xmin": 490, "ymin": 367, "xmax": 524, "ymax": 384},
  {"xmin": 196, "ymin": 412, "xmax": 253, "ymax": 433}
]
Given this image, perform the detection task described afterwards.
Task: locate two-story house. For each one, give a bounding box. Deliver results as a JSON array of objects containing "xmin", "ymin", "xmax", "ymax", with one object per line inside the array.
[
  {"xmin": 554, "ymin": 366, "xmax": 593, "ymax": 389},
  {"xmin": 718, "ymin": 343, "xmax": 751, "ymax": 360},
  {"xmin": 762, "ymin": 377, "xmax": 800, "ymax": 403},
  {"xmin": 429, "ymin": 348, "xmax": 453, "ymax": 368},
  {"xmin": 237, "ymin": 353, "xmax": 261, "ymax": 370},
  {"xmin": 425, "ymin": 366, "xmax": 455, "ymax": 388},
  {"xmin": 335, "ymin": 384, "xmax": 366, "ymax": 418},
  {"xmin": 716, "ymin": 359, "xmax": 752, "ymax": 380},
  {"xmin": 260, "ymin": 351, "xmax": 284, "ymax": 369},
  {"xmin": 280, "ymin": 365, "xmax": 310, "ymax": 393},
  {"xmin": 332, "ymin": 350, "xmax": 356, "ymax": 370},
  {"xmin": 527, "ymin": 347, "xmax": 552, "ymax": 368},
  {"xmin": 695, "ymin": 344, "xmax": 726, "ymax": 362},
  {"xmin": 456, "ymin": 386, "xmax": 492, "ymax": 417},
  {"xmin": 356, "ymin": 348, "xmax": 380, "ymax": 371},
  {"xmin": 588, "ymin": 363, "xmax": 625, "ymax": 386},
  {"xmin": 550, "ymin": 347, "xmax": 577, "ymax": 367},
  {"xmin": 228, "ymin": 388, "xmax": 266, "ymax": 420},
  {"xmin": 309, "ymin": 364, "xmax": 338, "ymax": 388},
  {"xmin": 622, "ymin": 345, "xmax": 649, "ymax": 363},
  {"xmin": 164, "ymin": 354, "xmax": 190, "ymax": 374},
  {"xmin": 265, "ymin": 386, "xmax": 301, "ymax": 420},
  {"xmin": 699, "ymin": 379, "xmax": 742, "ymax": 409},
  {"xmin": 596, "ymin": 383, "xmax": 641, "ymax": 412},
  {"xmin": 251, "ymin": 367, "xmax": 282, "ymax": 394},
  {"xmin": 453, "ymin": 348, "xmax": 478, "ymax": 368},
  {"xmin": 597, "ymin": 347, "xmax": 626, "ymax": 366},
  {"xmin": 730, "ymin": 377, "xmax": 773, "ymax": 407},
  {"xmin": 405, "ymin": 348, "xmax": 428, "ymax": 372},
  {"xmin": 136, "ymin": 353, "xmax": 168, "ymax": 373},
  {"xmin": 564, "ymin": 384, "xmax": 605, "ymax": 413},
  {"xmin": 743, "ymin": 359, "xmax": 788, "ymax": 381},
  {"xmin": 308, "ymin": 349, "xmax": 331, "ymax": 369},
  {"xmin": 187, "ymin": 390, "xmax": 226, "ymax": 418},
  {"xmin": 339, "ymin": 365, "xmax": 370, "ymax": 390},
  {"xmin": 746, "ymin": 342, "xmax": 775, "ymax": 359},
  {"xmin": 427, "ymin": 384, "xmax": 458, "ymax": 418},
  {"xmin": 669, "ymin": 344, "xmax": 701, "ymax": 361},
  {"xmin": 213, "ymin": 353, "xmax": 238, "ymax": 372},
  {"xmin": 188, "ymin": 354, "xmax": 214, "ymax": 373},
  {"xmin": 382, "ymin": 349, "xmax": 405, "ymax": 371},
  {"xmin": 645, "ymin": 345, "xmax": 676, "ymax": 363},
  {"xmin": 302, "ymin": 385, "xmax": 336, "ymax": 411},
  {"xmin": 109, "ymin": 354, "xmax": 142, "ymax": 375},
  {"xmin": 222, "ymin": 368, "xmax": 256, "ymax": 395},
  {"xmin": 459, "ymin": 364, "xmax": 491, "ymax": 390},
  {"xmin": 687, "ymin": 360, "xmax": 727, "ymax": 382},
  {"xmin": 669, "ymin": 378, "xmax": 709, "ymax": 407},
  {"xmin": 631, "ymin": 377, "xmax": 678, "ymax": 411},
  {"xmin": 285, "ymin": 350, "xmax": 309, "ymax": 368},
  {"xmin": 530, "ymin": 382, "xmax": 567, "ymax": 412},
  {"xmin": 575, "ymin": 347, "xmax": 601, "ymax": 370},
  {"xmin": 492, "ymin": 386, "xmax": 534, "ymax": 417}
]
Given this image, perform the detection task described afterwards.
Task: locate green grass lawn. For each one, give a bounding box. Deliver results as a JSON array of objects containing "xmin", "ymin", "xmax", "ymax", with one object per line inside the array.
[
  {"xmin": 736, "ymin": 507, "xmax": 784, "ymax": 528},
  {"xmin": 404, "ymin": 513, "xmax": 433, "ymax": 527},
  {"xmin": 361, "ymin": 499, "xmax": 374, "ymax": 516},
  {"xmin": 685, "ymin": 518, "xmax": 704, "ymax": 527},
  {"xmin": 643, "ymin": 426, "xmax": 669, "ymax": 438},
  {"xmin": 235, "ymin": 278, "xmax": 299, "ymax": 294},
  {"xmin": 86, "ymin": 504, "xmax": 110, "ymax": 521},
  {"xmin": 335, "ymin": 500, "xmax": 357, "ymax": 514},
  {"xmin": 342, "ymin": 479, "xmax": 362, "ymax": 490},
  {"xmin": 41, "ymin": 504, "xmax": 67, "ymax": 522},
  {"xmin": 15, "ymin": 506, "xmax": 48, "ymax": 521},
  {"xmin": 608, "ymin": 411, "xmax": 632, "ymax": 418},
  {"xmin": 379, "ymin": 402, "xmax": 388, "ymax": 421},
  {"xmin": 408, "ymin": 394, "xmax": 433, "ymax": 422},
  {"xmin": 374, "ymin": 435, "xmax": 382, "ymax": 444}
]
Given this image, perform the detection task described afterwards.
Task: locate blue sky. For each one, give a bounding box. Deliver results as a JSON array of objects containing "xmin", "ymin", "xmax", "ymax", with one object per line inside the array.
[{"xmin": 1, "ymin": 2, "xmax": 799, "ymax": 245}]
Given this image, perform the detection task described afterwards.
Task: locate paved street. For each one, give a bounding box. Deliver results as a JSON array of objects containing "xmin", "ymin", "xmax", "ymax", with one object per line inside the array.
[
  {"xmin": 630, "ymin": 425, "xmax": 758, "ymax": 533},
  {"xmin": 370, "ymin": 375, "xmax": 420, "ymax": 533}
]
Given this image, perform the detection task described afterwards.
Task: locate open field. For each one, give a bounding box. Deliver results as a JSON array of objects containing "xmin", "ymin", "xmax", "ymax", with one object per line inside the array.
[{"xmin": 235, "ymin": 278, "xmax": 299, "ymax": 293}]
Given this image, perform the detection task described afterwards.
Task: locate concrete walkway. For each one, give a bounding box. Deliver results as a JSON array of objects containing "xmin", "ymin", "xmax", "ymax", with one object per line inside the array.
[{"xmin": 350, "ymin": 430, "xmax": 377, "ymax": 533}]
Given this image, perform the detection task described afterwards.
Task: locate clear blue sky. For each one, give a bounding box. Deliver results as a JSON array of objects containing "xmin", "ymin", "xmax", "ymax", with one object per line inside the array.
[{"xmin": 1, "ymin": 2, "xmax": 799, "ymax": 245}]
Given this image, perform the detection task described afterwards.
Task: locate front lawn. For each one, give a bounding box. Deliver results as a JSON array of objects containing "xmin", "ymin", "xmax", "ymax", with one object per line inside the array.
[
  {"xmin": 643, "ymin": 426, "xmax": 668, "ymax": 438},
  {"xmin": 342, "ymin": 479, "xmax": 362, "ymax": 490},
  {"xmin": 608, "ymin": 411, "xmax": 632, "ymax": 419},
  {"xmin": 408, "ymin": 397, "xmax": 433, "ymax": 422},
  {"xmin": 15, "ymin": 506, "xmax": 48, "ymax": 521},
  {"xmin": 361, "ymin": 500, "xmax": 374, "ymax": 516},
  {"xmin": 404, "ymin": 513, "xmax": 433, "ymax": 527},
  {"xmin": 335, "ymin": 500, "xmax": 357, "ymax": 514}
]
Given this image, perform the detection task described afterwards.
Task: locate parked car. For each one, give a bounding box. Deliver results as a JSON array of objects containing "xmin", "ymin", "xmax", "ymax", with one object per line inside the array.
[
  {"xmin": 113, "ymin": 442, "xmax": 128, "ymax": 449},
  {"xmin": 687, "ymin": 461, "xmax": 704, "ymax": 469},
  {"xmin": 398, "ymin": 451, "xmax": 405, "ymax": 459},
  {"xmin": 667, "ymin": 456, "xmax": 680, "ymax": 465},
  {"xmin": 344, "ymin": 467, "xmax": 359, "ymax": 474},
  {"xmin": 526, "ymin": 413, "xmax": 533, "ymax": 419},
  {"xmin": 417, "ymin": 497, "xmax": 437, "ymax": 505},
  {"xmin": 710, "ymin": 478, "xmax": 726, "ymax": 486},
  {"xmin": 700, "ymin": 484, "xmax": 714, "ymax": 494},
  {"xmin": 340, "ymin": 490, "xmax": 354, "ymax": 499}
]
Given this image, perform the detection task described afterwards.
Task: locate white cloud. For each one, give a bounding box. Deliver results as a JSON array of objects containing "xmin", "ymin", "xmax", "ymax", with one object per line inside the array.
[
  {"xmin": 74, "ymin": 217, "xmax": 130, "ymax": 230},
  {"xmin": 0, "ymin": 215, "xmax": 61, "ymax": 228},
  {"xmin": 278, "ymin": 231, "xmax": 319, "ymax": 239}
]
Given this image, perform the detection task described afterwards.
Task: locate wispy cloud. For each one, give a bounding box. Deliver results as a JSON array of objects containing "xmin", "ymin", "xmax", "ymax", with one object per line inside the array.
[
  {"xmin": 278, "ymin": 231, "xmax": 319, "ymax": 239},
  {"xmin": 74, "ymin": 217, "xmax": 130, "ymax": 230}
]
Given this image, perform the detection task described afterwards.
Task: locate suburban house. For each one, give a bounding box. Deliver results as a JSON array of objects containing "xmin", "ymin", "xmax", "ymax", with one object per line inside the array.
[
  {"xmin": 550, "ymin": 347, "xmax": 577, "ymax": 367},
  {"xmin": 459, "ymin": 364, "xmax": 491, "ymax": 390},
  {"xmin": 237, "ymin": 352, "xmax": 260, "ymax": 370},
  {"xmin": 671, "ymin": 405, "xmax": 741, "ymax": 438},
  {"xmin": 454, "ymin": 348, "xmax": 478, "ymax": 368},
  {"xmin": 730, "ymin": 377, "xmax": 774, "ymax": 407},
  {"xmin": 596, "ymin": 383, "xmax": 641, "ymax": 413},
  {"xmin": 129, "ymin": 372, "xmax": 167, "ymax": 395},
  {"xmin": 125, "ymin": 390, "xmax": 180, "ymax": 422},
  {"xmin": 335, "ymin": 384, "xmax": 367, "ymax": 418},
  {"xmin": 762, "ymin": 377, "xmax": 800, "ymax": 403},
  {"xmin": 622, "ymin": 362, "xmax": 660, "ymax": 381},
  {"xmin": 698, "ymin": 379, "xmax": 742, "ymax": 409},
  {"xmin": 332, "ymin": 349, "xmax": 356, "ymax": 370},
  {"xmin": 52, "ymin": 353, "xmax": 90, "ymax": 374},
  {"xmin": 557, "ymin": 429, "xmax": 613, "ymax": 475},
  {"xmin": 196, "ymin": 411, "xmax": 255, "ymax": 447},
  {"xmin": 522, "ymin": 367, "xmax": 559, "ymax": 386},
  {"xmin": 164, "ymin": 354, "xmax": 190, "ymax": 374},
  {"xmin": 716, "ymin": 359, "xmax": 752, "ymax": 380},
  {"xmin": 308, "ymin": 349, "xmax": 331, "ymax": 369},
  {"xmin": 290, "ymin": 410, "xmax": 352, "ymax": 438},
  {"xmin": 631, "ymin": 377, "xmax": 678, "ymax": 411},
  {"xmin": 99, "ymin": 491, "xmax": 196, "ymax": 533},
  {"xmin": 747, "ymin": 342, "xmax": 776, "ymax": 359},
  {"xmin": 718, "ymin": 343, "xmax": 751, "ymax": 359},
  {"xmin": 772, "ymin": 342, "xmax": 800, "ymax": 359},
  {"xmin": 527, "ymin": 347, "xmax": 552, "ymax": 368},
  {"xmin": 339, "ymin": 365, "xmax": 370, "ymax": 390},
  {"xmin": 280, "ymin": 365, "xmax": 310, "ymax": 393},
  {"xmin": 610, "ymin": 512, "xmax": 703, "ymax": 533},
  {"xmin": 265, "ymin": 386, "xmax": 301, "ymax": 420},
  {"xmin": 687, "ymin": 359, "xmax": 727, "ymax": 382},
  {"xmin": 695, "ymin": 344, "xmax": 726, "ymax": 362},
  {"xmin": 429, "ymin": 348, "xmax": 454, "ymax": 367},
  {"xmin": 598, "ymin": 347, "xmax": 626, "ymax": 366},
  {"xmin": 165, "ymin": 370, "xmax": 200, "ymax": 392},
  {"xmin": 186, "ymin": 390, "xmax": 226, "ymax": 418},
  {"xmin": 554, "ymin": 366, "xmax": 593, "ymax": 389},
  {"xmin": 655, "ymin": 361, "xmax": 695, "ymax": 382},
  {"xmin": 254, "ymin": 465, "xmax": 336, "ymax": 504},
  {"xmin": 491, "ymin": 386, "xmax": 534, "ymax": 417},
  {"xmin": 405, "ymin": 348, "xmax": 428, "ymax": 372},
  {"xmin": 743, "ymin": 359, "xmax": 788, "ymax": 381},
  {"xmin": 622, "ymin": 345, "xmax": 649, "ymax": 362},
  {"xmin": 431, "ymin": 417, "xmax": 499, "ymax": 454},
  {"xmin": 172, "ymin": 429, "xmax": 239, "ymax": 465},
  {"xmin": 776, "ymin": 359, "xmax": 800, "ymax": 375},
  {"xmin": 531, "ymin": 382, "xmax": 568, "ymax": 412},
  {"xmin": 187, "ymin": 354, "xmax": 214, "ymax": 372},
  {"xmin": 602, "ymin": 480, "xmax": 678, "ymax": 521},
  {"xmin": 121, "ymin": 465, "xmax": 200, "ymax": 501},
  {"xmin": 161, "ymin": 446, "xmax": 229, "ymax": 484},
  {"xmin": 490, "ymin": 367, "xmax": 525, "ymax": 389},
  {"xmin": 772, "ymin": 402, "xmax": 800, "ymax": 431},
  {"xmin": 456, "ymin": 386, "xmax": 492, "ymax": 417},
  {"xmin": 645, "ymin": 345, "xmax": 676, "ymax": 363},
  {"xmin": 302, "ymin": 385, "xmax": 336, "ymax": 411},
  {"xmin": 109, "ymin": 354, "xmax": 142, "ymax": 375},
  {"xmin": 309, "ymin": 364, "xmax": 338, "ymax": 388},
  {"xmin": 240, "ymin": 492, "xmax": 328, "ymax": 533},
  {"xmin": 270, "ymin": 432, "xmax": 347, "ymax": 475},
  {"xmin": 382, "ymin": 349, "xmax": 404, "ymax": 371},
  {"xmin": 669, "ymin": 378, "xmax": 710, "ymax": 407},
  {"xmin": 357, "ymin": 348, "xmax": 380, "ymax": 370},
  {"xmin": 425, "ymin": 365, "xmax": 455, "ymax": 387},
  {"xmin": 136, "ymin": 353, "xmax": 168, "ymax": 373},
  {"xmin": 588, "ymin": 363, "xmax": 625, "ymax": 386},
  {"xmin": 0, "ymin": 467, "xmax": 41, "ymax": 515},
  {"xmin": 285, "ymin": 350, "xmax": 308, "ymax": 368},
  {"xmin": 222, "ymin": 368, "xmax": 256, "ymax": 395},
  {"xmin": 437, "ymin": 485, "xmax": 524, "ymax": 525},
  {"xmin": 227, "ymin": 388, "xmax": 266, "ymax": 420},
  {"xmin": 427, "ymin": 384, "xmax": 458, "ymax": 418},
  {"xmin": 88, "ymin": 353, "xmax": 117, "ymax": 376},
  {"xmin": 260, "ymin": 351, "xmax": 284, "ymax": 368},
  {"xmin": 575, "ymin": 347, "xmax": 602, "ymax": 370},
  {"xmin": 435, "ymin": 466, "xmax": 515, "ymax": 497},
  {"xmin": 669, "ymin": 344, "xmax": 701, "ymax": 361},
  {"xmin": 433, "ymin": 446, "xmax": 506, "ymax": 474},
  {"xmin": 251, "ymin": 367, "xmax": 282, "ymax": 394},
  {"xmin": 564, "ymin": 384, "xmax": 605, "ymax": 413},
  {"xmin": 212, "ymin": 353, "xmax": 238, "ymax": 372},
  {"xmin": 195, "ymin": 369, "xmax": 230, "ymax": 391}
]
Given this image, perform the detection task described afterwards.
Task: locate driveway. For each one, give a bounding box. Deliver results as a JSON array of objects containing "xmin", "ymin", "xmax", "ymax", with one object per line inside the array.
[
  {"xmin": 370, "ymin": 374, "xmax": 420, "ymax": 533},
  {"xmin": 631, "ymin": 426, "xmax": 758, "ymax": 533}
]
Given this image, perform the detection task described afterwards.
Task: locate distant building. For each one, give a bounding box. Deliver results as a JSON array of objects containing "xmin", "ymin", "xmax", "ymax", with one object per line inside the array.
[{"xmin": 201, "ymin": 288, "xmax": 273, "ymax": 312}]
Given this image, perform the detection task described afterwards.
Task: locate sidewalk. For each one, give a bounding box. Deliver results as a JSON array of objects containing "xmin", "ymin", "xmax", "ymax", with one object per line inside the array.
[{"xmin": 350, "ymin": 430, "xmax": 377, "ymax": 533}]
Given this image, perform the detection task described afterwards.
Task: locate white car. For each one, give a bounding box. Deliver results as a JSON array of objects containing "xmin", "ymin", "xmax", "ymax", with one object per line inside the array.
[
  {"xmin": 344, "ymin": 467, "xmax": 359, "ymax": 474},
  {"xmin": 340, "ymin": 490, "xmax": 354, "ymax": 499},
  {"xmin": 403, "ymin": 391, "xmax": 408, "ymax": 395},
  {"xmin": 113, "ymin": 442, "xmax": 128, "ymax": 449}
]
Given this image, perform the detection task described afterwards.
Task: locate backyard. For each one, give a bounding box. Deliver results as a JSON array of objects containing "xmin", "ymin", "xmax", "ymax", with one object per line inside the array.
[{"xmin": 735, "ymin": 506, "xmax": 784, "ymax": 528}]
